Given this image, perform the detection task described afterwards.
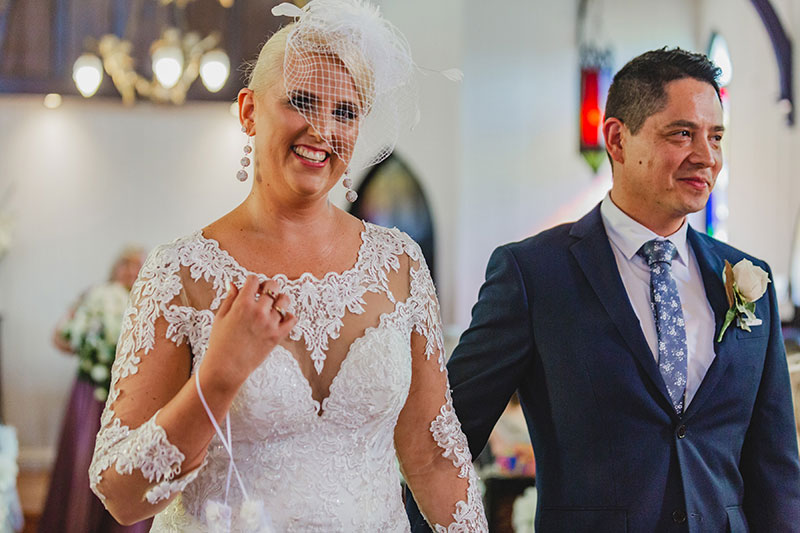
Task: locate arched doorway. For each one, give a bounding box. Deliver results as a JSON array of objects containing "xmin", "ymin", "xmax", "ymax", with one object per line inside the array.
[{"xmin": 349, "ymin": 154, "xmax": 436, "ymax": 281}]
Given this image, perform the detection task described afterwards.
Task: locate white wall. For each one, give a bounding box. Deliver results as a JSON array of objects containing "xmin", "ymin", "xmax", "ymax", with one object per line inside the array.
[
  {"xmin": 454, "ymin": 0, "xmax": 700, "ymax": 326},
  {"xmin": 696, "ymin": 0, "xmax": 800, "ymax": 299},
  {"xmin": 375, "ymin": 0, "xmax": 463, "ymax": 329},
  {"xmin": 0, "ymin": 96, "xmax": 248, "ymax": 452}
]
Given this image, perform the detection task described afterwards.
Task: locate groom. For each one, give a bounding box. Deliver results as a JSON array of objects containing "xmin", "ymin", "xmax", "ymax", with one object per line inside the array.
[{"xmin": 407, "ymin": 48, "xmax": 800, "ymax": 531}]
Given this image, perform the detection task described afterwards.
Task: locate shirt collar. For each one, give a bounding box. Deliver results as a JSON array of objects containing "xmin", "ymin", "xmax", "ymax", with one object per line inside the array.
[{"xmin": 600, "ymin": 193, "xmax": 690, "ymax": 267}]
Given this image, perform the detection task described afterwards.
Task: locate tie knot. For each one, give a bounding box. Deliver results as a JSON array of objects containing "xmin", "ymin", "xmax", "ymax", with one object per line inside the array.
[{"xmin": 638, "ymin": 239, "xmax": 677, "ymax": 266}]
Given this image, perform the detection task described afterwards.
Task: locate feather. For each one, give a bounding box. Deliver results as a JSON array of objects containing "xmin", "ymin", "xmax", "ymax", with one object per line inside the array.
[{"xmin": 271, "ymin": 2, "xmax": 305, "ymax": 18}]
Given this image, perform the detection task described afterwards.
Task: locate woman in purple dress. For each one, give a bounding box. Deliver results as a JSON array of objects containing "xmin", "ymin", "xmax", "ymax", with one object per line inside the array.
[{"xmin": 39, "ymin": 247, "xmax": 151, "ymax": 533}]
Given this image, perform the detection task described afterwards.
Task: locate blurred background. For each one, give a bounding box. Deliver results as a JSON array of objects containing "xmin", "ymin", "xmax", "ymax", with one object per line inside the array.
[{"xmin": 1, "ymin": 0, "xmax": 799, "ymax": 531}]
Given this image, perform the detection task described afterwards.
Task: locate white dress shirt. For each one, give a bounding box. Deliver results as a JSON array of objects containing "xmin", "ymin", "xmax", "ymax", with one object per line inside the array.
[{"xmin": 600, "ymin": 194, "xmax": 716, "ymax": 406}]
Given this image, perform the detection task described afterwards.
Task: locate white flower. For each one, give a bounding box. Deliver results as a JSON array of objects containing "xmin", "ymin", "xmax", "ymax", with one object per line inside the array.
[
  {"xmin": 90, "ymin": 364, "xmax": 109, "ymax": 383},
  {"xmin": 96, "ymin": 344, "xmax": 114, "ymax": 363},
  {"xmin": 512, "ymin": 486, "xmax": 537, "ymax": 533},
  {"xmin": 93, "ymin": 387, "xmax": 108, "ymax": 402},
  {"xmin": 79, "ymin": 358, "xmax": 93, "ymax": 372},
  {"xmin": 732, "ymin": 259, "xmax": 770, "ymax": 302}
]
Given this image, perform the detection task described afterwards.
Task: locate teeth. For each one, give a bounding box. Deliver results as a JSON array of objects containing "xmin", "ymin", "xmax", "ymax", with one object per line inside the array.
[{"xmin": 293, "ymin": 146, "xmax": 328, "ymax": 162}]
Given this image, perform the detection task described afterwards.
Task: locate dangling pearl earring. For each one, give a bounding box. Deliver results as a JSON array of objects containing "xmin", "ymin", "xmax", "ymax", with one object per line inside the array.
[
  {"xmin": 237, "ymin": 126, "xmax": 252, "ymax": 182},
  {"xmin": 343, "ymin": 171, "xmax": 357, "ymax": 202}
]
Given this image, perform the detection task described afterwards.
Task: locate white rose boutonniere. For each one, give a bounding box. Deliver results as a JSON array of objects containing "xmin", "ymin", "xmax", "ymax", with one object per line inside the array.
[{"xmin": 717, "ymin": 259, "xmax": 770, "ymax": 342}]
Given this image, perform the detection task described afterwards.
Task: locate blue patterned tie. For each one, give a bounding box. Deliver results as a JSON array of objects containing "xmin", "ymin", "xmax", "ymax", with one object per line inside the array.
[{"xmin": 638, "ymin": 239, "xmax": 687, "ymax": 414}]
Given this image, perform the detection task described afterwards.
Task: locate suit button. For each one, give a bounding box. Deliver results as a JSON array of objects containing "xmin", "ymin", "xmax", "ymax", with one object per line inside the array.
[
  {"xmin": 672, "ymin": 509, "xmax": 687, "ymax": 523},
  {"xmin": 676, "ymin": 425, "xmax": 687, "ymax": 439}
]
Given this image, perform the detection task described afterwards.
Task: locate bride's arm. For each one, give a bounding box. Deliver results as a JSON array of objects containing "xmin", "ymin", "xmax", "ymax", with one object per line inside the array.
[
  {"xmin": 394, "ymin": 244, "xmax": 488, "ymax": 532},
  {"xmin": 90, "ymin": 246, "xmax": 295, "ymax": 525}
]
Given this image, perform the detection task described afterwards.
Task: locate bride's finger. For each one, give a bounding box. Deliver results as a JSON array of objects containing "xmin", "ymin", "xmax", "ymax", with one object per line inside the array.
[
  {"xmin": 277, "ymin": 312, "xmax": 298, "ymax": 335},
  {"xmin": 258, "ymin": 280, "xmax": 285, "ymax": 308},
  {"xmin": 272, "ymin": 304, "xmax": 287, "ymax": 320},
  {"xmin": 239, "ymin": 275, "xmax": 261, "ymax": 303},
  {"xmin": 270, "ymin": 292, "xmax": 292, "ymax": 321},
  {"xmin": 217, "ymin": 282, "xmax": 238, "ymax": 317}
]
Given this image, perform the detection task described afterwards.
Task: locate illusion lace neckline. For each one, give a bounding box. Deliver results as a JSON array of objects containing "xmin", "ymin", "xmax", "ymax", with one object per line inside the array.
[{"xmin": 196, "ymin": 221, "xmax": 371, "ymax": 285}]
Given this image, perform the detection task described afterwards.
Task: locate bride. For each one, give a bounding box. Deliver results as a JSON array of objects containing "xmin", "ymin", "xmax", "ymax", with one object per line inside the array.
[{"xmin": 88, "ymin": 1, "xmax": 487, "ymax": 531}]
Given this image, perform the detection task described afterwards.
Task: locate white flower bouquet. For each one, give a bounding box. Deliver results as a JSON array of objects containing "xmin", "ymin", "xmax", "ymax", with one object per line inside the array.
[
  {"xmin": 60, "ymin": 282, "xmax": 130, "ymax": 402},
  {"xmin": 512, "ymin": 485, "xmax": 537, "ymax": 533}
]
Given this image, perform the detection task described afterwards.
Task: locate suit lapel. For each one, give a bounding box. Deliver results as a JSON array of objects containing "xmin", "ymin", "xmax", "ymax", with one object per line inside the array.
[
  {"xmin": 682, "ymin": 227, "xmax": 734, "ymax": 419},
  {"xmin": 569, "ymin": 206, "xmax": 675, "ymax": 413}
]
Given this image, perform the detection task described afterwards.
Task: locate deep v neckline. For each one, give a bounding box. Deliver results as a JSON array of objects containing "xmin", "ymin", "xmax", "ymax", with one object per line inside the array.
[
  {"xmin": 271, "ymin": 299, "xmax": 404, "ymax": 418},
  {"xmin": 193, "ymin": 222, "xmax": 409, "ymax": 413}
]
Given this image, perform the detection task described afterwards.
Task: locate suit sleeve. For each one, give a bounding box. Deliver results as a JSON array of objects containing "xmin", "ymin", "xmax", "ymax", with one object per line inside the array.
[
  {"xmin": 406, "ymin": 244, "xmax": 535, "ymax": 532},
  {"xmin": 741, "ymin": 263, "xmax": 800, "ymax": 531}
]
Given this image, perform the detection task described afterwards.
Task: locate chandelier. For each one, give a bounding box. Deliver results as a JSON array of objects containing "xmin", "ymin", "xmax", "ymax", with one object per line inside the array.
[{"xmin": 72, "ymin": 0, "xmax": 233, "ymax": 105}]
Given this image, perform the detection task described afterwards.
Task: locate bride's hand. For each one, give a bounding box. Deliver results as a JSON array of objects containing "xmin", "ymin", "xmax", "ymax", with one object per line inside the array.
[{"xmin": 202, "ymin": 275, "xmax": 297, "ymax": 390}]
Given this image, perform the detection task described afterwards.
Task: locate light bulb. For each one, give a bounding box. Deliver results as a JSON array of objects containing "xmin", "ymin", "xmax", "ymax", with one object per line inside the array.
[
  {"xmin": 152, "ymin": 45, "xmax": 184, "ymax": 89},
  {"xmin": 73, "ymin": 54, "xmax": 103, "ymax": 97},
  {"xmin": 200, "ymin": 50, "xmax": 230, "ymax": 93},
  {"xmin": 43, "ymin": 93, "xmax": 63, "ymax": 109}
]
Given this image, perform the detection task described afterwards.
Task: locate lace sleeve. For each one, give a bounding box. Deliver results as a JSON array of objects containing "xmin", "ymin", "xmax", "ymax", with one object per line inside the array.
[
  {"xmin": 395, "ymin": 241, "xmax": 487, "ymax": 532},
  {"xmin": 89, "ymin": 242, "xmax": 204, "ymax": 506}
]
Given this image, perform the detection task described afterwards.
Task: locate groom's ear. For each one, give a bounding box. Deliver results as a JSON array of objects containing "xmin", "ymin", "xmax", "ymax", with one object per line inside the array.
[{"xmin": 603, "ymin": 117, "xmax": 625, "ymax": 166}]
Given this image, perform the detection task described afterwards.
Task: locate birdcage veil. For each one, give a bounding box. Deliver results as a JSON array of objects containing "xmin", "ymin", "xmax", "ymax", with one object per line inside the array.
[{"xmin": 271, "ymin": 0, "xmax": 419, "ymax": 174}]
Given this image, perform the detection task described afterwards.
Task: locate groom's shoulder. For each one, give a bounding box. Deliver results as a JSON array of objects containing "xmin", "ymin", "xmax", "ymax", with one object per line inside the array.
[
  {"xmin": 503, "ymin": 221, "xmax": 578, "ymax": 256},
  {"xmin": 491, "ymin": 222, "xmax": 578, "ymax": 272},
  {"xmin": 690, "ymin": 228, "xmax": 771, "ymax": 271}
]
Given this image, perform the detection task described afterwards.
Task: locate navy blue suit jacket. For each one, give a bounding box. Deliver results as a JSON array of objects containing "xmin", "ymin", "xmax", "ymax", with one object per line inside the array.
[{"xmin": 406, "ymin": 206, "xmax": 800, "ymax": 532}]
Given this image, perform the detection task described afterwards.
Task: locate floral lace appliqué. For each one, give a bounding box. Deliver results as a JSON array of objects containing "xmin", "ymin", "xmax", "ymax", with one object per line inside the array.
[
  {"xmin": 90, "ymin": 411, "xmax": 186, "ymax": 502},
  {"xmin": 430, "ymin": 389, "xmax": 488, "ymax": 532},
  {"xmin": 90, "ymin": 224, "xmax": 484, "ymax": 532}
]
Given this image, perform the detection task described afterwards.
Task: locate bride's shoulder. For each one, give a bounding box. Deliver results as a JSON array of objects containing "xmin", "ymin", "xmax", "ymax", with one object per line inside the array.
[
  {"xmin": 144, "ymin": 230, "xmax": 207, "ymax": 263},
  {"xmin": 135, "ymin": 229, "xmax": 222, "ymax": 289},
  {"xmin": 364, "ymin": 222, "xmax": 424, "ymax": 261},
  {"xmin": 134, "ymin": 229, "xmax": 228, "ymax": 306}
]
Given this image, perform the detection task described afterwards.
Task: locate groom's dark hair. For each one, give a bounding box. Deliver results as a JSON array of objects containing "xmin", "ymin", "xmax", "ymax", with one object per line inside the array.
[{"xmin": 605, "ymin": 47, "xmax": 721, "ymax": 135}]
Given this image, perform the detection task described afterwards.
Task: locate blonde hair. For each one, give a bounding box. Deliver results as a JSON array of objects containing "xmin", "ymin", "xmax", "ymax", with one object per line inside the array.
[
  {"xmin": 247, "ymin": 23, "xmax": 375, "ymax": 113},
  {"xmin": 247, "ymin": 24, "xmax": 295, "ymax": 94}
]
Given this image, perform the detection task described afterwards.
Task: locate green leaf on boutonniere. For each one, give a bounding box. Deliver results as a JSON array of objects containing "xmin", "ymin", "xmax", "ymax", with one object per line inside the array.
[{"xmin": 718, "ymin": 307, "xmax": 737, "ymax": 343}]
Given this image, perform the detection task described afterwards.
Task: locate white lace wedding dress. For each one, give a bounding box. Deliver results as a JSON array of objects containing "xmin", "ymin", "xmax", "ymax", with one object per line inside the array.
[{"xmin": 89, "ymin": 222, "xmax": 487, "ymax": 532}]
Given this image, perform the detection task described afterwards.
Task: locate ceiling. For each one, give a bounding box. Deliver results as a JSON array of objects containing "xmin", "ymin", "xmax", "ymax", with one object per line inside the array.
[{"xmin": 0, "ymin": 0, "xmax": 287, "ymax": 101}]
